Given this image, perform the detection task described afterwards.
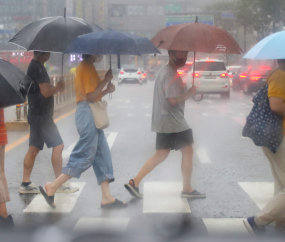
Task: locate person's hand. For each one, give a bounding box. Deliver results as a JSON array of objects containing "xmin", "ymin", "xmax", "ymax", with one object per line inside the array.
[
  {"xmin": 188, "ymin": 85, "xmax": 196, "ymax": 97},
  {"xmin": 106, "ymin": 82, "xmax": 115, "ymax": 94},
  {"xmin": 57, "ymin": 77, "xmax": 65, "ymax": 92},
  {"xmin": 104, "ymin": 69, "xmax": 113, "ymax": 83}
]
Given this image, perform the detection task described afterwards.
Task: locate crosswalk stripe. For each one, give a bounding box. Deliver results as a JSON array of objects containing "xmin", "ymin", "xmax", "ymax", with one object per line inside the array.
[
  {"xmin": 62, "ymin": 133, "xmax": 118, "ymax": 159},
  {"xmin": 23, "ymin": 182, "xmax": 85, "ymax": 213},
  {"xmin": 196, "ymin": 149, "xmax": 211, "ymax": 163},
  {"xmin": 203, "ymin": 218, "xmax": 249, "ymax": 235},
  {"xmin": 238, "ymin": 182, "xmax": 274, "ymax": 210},
  {"xmin": 107, "ymin": 132, "xmax": 118, "ymax": 150},
  {"xmin": 143, "ymin": 182, "xmax": 191, "ymax": 213},
  {"xmin": 127, "ymin": 114, "xmax": 133, "ymax": 117},
  {"xmin": 74, "ymin": 218, "xmax": 130, "ymax": 233}
]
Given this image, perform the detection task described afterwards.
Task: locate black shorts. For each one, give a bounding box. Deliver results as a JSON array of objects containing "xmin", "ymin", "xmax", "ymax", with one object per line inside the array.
[
  {"xmin": 156, "ymin": 129, "xmax": 194, "ymax": 151},
  {"xmin": 29, "ymin": 117, "xmax": 63, "ymax": 150}
]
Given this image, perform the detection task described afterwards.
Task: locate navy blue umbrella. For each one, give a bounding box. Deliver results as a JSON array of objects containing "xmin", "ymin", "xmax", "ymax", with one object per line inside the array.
[{"xmin": 64, "ymin": 29, "xmax": 160, "ymax": 68}]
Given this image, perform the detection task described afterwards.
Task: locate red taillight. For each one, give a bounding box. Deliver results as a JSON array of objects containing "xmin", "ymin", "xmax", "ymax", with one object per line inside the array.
[
  {"xmin": 206, "ymin": 60, "xmax": 215, "ymax": 62},
  {"xmin": 229, "ymin": 74, "xmax": 235, "ymax": 78},
  {"xmin": 260, "ymin": 66, "xmax": 271, "ymax": 70},
  {"xmin": 250, "ymin": 75, "xmax": 261, "ymax": 81},
  {"xmin": 220, "ymin": 73, "xmax": 228, "ymax": 78},
  {"xmin": 178, "ymin": 71, "xmax": 184, "ymax": 75},
  {"xmin": 142, "ymin": 73, "xmax": 146, "ymax": 78},
  {"xmin": 240, "ymin": 73, "xmax": 247, "ymax": 79},
  {"xmin": 120, "ymin": 71, "xmax": 124, "ymax": 74},
  {"xmin": 137, "ymin": 72, "xmax": 141, "ymax": 74},
  {"xmin": 192, "ymin": 73, "xmax": 201, "ymax": 78}
]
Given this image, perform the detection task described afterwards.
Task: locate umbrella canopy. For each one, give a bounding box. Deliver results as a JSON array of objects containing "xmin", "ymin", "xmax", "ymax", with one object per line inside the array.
[
  {"xmin": 64, "ymin": 29, "xmax": 160, "ymax": 56},
  {"xmin": 8, "ymin": 16, "xmax": 99, "ymax": 53},
  {"xmin": 0, "ymin": 59, "xmax": 32, "ymax": 109},
  {"xmin": 243, "ymin": 30, "xmax": 285, "ymax": 60},
  {"xmin": 151, "ymin": 22, "xmax": 243, "ymax": 54}
]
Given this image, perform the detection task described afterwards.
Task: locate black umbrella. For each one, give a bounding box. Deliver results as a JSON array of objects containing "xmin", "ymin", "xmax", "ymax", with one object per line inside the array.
[
  {"xmin": 8, "ymin": 8, "xmax": 102, "ymax": 74},
  {"xmin": 0, "ymin": 59, "xmax": 32, "ymax": 109}
]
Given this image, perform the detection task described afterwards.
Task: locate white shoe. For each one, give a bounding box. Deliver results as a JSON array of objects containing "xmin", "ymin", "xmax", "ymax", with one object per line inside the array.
[
  {"xmin": 19, "ymin": 182, "xmax": 40, "ymax": 194},
  {"xmin": 56, "ymin": 182, "xmax": 79, "ymax": 193}
]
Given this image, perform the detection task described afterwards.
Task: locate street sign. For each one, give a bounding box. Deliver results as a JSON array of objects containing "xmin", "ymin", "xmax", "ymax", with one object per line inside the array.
[
  {"xmin": 221, "ymin": 12, "xmax": 234, "ymax": 18},
  {"xmin": 166, "ymin": 15, "xmax": 214, "ymax": 27},
  {"xmin": 165, "ymin": 4, "xmax": 182, "ymax": 13}
]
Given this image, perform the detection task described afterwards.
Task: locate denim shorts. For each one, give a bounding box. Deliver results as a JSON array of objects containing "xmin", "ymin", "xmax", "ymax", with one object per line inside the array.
[{"xmin": 62, "ymin": 101, "xmax": 114, "ymax": 185}]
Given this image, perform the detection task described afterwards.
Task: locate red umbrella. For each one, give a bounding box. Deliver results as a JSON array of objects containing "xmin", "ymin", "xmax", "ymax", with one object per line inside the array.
[{"xmin": 151, "ymin": 18, "xmax": 243, "ymax": 100}]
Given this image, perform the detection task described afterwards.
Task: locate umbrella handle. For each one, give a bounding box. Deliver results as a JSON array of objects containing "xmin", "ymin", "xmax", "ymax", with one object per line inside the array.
[{"xmin": 192, "ymin": 94, "xmax": 203, "ymax": 102}]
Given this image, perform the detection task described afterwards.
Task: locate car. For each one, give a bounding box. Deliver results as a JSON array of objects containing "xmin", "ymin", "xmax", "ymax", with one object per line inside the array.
[
  {"xmin": 232, "ymin": 66, "xmax": 249, "ymax": 91},
  {"xmin": 178, "ymin": 61, "xmax": 193, "ymax": 84},
  {"xmin": 227, "ymin": 65, "xmax": 241, "ymax": 87},
  {"xmin": 118, "ymin": 67, "xmax": 145, "ymax": 85},
  {"xmin": 187, "ymin": 59, "xmax": 230, "ymax": 99},
  {"xmin": 242, "ymin": 65, "xmax": 272, "ymax": 94}
]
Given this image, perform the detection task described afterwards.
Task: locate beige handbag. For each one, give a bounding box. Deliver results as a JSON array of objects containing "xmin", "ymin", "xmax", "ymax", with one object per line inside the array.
[
  {"xmin": 89, "ymin": 101, "xmax": 110, "ymax": 130},
  {"xmin": 81, "ymin": 94, "xmax": 109, "ymax": 130}
]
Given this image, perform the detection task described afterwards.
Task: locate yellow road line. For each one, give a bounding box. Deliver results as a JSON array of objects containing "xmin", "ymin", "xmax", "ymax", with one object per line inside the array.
[{"xmin": 5, "ymin": 109, "xmax": 76, "ymax": 153}]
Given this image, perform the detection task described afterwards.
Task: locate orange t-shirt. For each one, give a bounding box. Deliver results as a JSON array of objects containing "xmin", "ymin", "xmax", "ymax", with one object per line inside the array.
[
  {"xmin": 268, "ymin": 70, "xmax": 285, "ymax": 135},
  {"xmin": 0, "ymin": 109, "xmax": 8, "ymax": 145},
  {"xmin": 75, "ymin": 60, "xmax": 102, "ymax": 103}
]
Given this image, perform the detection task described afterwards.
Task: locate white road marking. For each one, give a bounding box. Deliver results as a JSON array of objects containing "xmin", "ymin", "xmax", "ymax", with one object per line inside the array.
[
  {"xmin": 106, "ymin": 132, "xmax": 118, "ymax": 150},
  {"xmin": 62, "ymin": 142, "xmax": 76, "ymax": 159},
  {"xmin": 196, "ymin": 149, "xmax": 211, "ymax": 163},
  {"xmin": 126, "ymin": 100, "xmax": 130, "ymax": 104},
  {"xmin": 202, "ymin": 113, "xmax": 209, "ymax": 116},
  {"xmin": 205, "ymin": 100, "xmax": 213, "ymax": 104},
  {"xmin": 239, "ymin": 137, "xmax": 250, "ymax": 139},
  {"xmin": 23, "ymin": 182, "xmax": 85, "ymax": 213},
  {"xmin": 74, "ymin": 218, "xmax": 130, "ymax": 233},
  {"xmin": 146, "ymin": 114, "xmax": 151, "ymax": 117},
  {"xmin": 143, "ymin": 182, "xmax": 191, "ymax": 213},
  {"xmin": 127, "ymin": 114, "xmax": 133, "ymax": 117},
  {"xmin": 238, "ymin": 182, "xmax": 274, "ymax": 210},
  {"xmin": 239, "ymin": 113, "xmax": 245, "ymax": 116},
  {"xmin": 62, "ymin": 133, "xmax": 118, "ymax": 159},
  {"xmin": 203, "ymin": 218, "xmax": 249, "ymax": 235}
]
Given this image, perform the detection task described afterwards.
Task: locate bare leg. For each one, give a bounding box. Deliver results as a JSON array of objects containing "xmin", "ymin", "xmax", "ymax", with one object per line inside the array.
[
  {"xmin": 180, "ymin": 145, "xmax": 194, "ymax": 193},
  {"xmin": 132, "ymin": 149, "xmax": 170, "ymax": 187},
  {"xmin": 51, "ymin": 144, "xmax": 64, "ymax": 178},
  {"xmin": 45, "ymin": 173, "xmax": 72, "ymax": 197},
  {"xmin": 0, "ymin": 203, "xmax": 8, "ymax": 218},
  {"xmin": 22, "ymin": 146, "xmax": 40, "ymax": 183},
  {"xmin": 101, "ymin": 180, "xmax": 116, "ymax": 205}
]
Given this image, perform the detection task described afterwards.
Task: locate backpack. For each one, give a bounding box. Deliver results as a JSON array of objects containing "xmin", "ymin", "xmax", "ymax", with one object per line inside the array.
[{"xmin": 242, "ymin": 71, "xmax": 284, "ymax": 153}]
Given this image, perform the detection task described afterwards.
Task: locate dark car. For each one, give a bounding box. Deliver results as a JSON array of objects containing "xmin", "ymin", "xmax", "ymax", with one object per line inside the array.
[
  {"xmin": 243, "ymin": 66, "xmax": 272, "ymax": 94},
  {"xmin": 232, "ymin": 66, "xmax": 272, "ymax": 94}
]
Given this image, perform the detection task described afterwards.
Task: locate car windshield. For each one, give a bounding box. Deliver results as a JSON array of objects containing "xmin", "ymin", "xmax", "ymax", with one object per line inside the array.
[
  {"xmin": 195, "ymin": 62, "xmax": 226, "ymax": 71},
  {"xmin": 228, "ymin": 67, "xmax": 240, "ymax": 73}
]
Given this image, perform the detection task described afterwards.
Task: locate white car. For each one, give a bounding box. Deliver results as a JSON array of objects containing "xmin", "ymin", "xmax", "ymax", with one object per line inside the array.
[
  {"xmin": 227, "ymin": 65, "xmax": 241, "ymax": 87},
  {"xmin": 187, "ymin": 59, "xmax": 230, "ymax": 99},
  {"xmin": 118, "ymin": 67, "xmax": 145, "ymax": 85}
]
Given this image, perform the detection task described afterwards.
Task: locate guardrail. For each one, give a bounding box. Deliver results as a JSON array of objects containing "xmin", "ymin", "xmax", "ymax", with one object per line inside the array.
[{"xmin": 14, "ymin": 70, "xmax": 107, "ymax": 121}]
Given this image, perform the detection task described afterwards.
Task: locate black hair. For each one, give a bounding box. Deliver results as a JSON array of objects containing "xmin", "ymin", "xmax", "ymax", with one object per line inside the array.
[
  {"xmin": 82, "ymin": 54, "xmax": 92, "ymax": 60},
  {"xmin": 277, "ymin": 59, "xmax": 285, "ymax": 64},
  {"xmin": 34, "ymin": 51, "xmax": 49, "ymax": 56}
]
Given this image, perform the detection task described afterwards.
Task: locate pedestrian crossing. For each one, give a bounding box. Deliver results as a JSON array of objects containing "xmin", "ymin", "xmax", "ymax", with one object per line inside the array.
[{"xmin": 23, "ymin": 182, "xmax": 86, "ymax": 213}]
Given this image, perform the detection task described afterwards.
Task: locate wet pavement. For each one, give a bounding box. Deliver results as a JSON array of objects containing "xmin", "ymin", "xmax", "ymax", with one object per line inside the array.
[{"xmin": 4, "ymin": 81, "xmax": 277, "ymax": 236}]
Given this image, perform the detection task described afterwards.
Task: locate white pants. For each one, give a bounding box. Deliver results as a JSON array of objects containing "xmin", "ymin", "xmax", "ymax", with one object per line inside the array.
[{"xmin": 255, "ymin": 138, "xmax": 285, "ymax": 228}]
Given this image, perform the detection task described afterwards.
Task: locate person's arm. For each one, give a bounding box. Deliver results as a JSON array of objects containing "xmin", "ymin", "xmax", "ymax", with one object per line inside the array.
[
  {"xmin": 86, "ymin": 69, "xmax": 113, "ymax": 102},
  {"xmin": 39, "ymin": 80, "xmax": 64, "ymax": 98},
  {"xmin": 269, "ymin": 97, "xmax": 285, "ymax": 117},
  {"xmin": 167, "ymin": 86, "xmax": 196, "ymax": 106}
]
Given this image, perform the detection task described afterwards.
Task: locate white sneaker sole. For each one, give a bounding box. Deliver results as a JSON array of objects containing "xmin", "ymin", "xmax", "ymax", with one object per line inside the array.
[
  {"xmin": 124, "ymin": 183, "xmax": 143, "ymax": 199},
  {"xmin": 243, "ymin": 219, "xmax": 255, "ymax": 236},
  {"xmin": 181, "ymin": 194, "xmax": 206, "ymax": 198},
  {"xmin": 19, "ymin": 189, "xmax": 40, "ymax": 194}
]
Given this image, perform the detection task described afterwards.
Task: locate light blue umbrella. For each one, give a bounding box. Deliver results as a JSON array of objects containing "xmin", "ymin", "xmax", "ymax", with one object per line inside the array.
[{"xmin": 243, "ymin": 30, "xmax": 285, "ymax": 60}]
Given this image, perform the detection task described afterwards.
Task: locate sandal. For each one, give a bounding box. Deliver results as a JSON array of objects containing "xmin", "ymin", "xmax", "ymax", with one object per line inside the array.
[
  {"xmin": 181, "ymin": 190, "xmax": 206, "ymax": 198},
  {"xmin": 101, "ymin": 199, "xmax": 128, "ymax": 209},
  {"xmin": 39, "ymin": 186, "xmax": 56, "ymax": 209},
  {"xmin": 124, "ymin": 179, "xmax": 143, "ymax": 199}
]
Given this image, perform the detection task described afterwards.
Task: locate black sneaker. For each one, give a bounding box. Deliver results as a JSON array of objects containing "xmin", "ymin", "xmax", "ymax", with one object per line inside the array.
[
  {"xmin": 243, "ymin": 216, "xmax": 265, "ymax": 236},
  {"xmin": 0, "ymin": 215, "xmax": 14, "ymax": 228}
]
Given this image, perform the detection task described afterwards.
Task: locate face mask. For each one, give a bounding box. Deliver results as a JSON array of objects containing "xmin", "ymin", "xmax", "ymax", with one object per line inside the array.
[
  {"xmin": 173, "ymin": 54, "xmax": 187, "ymax": 67},
  {"xmin": 95, "ymin": 55, "xmax": 103, "ymax": 63}
]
